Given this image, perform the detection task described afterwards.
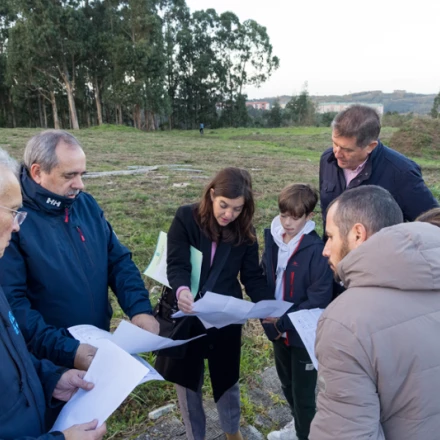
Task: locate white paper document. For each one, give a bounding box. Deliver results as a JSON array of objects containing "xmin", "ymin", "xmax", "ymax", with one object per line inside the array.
[
  {"xmin": 69, "ymin": 321, "xmax": 204, "ymax": 355},
  {"xmin": 112, "ymin": 319, "xmax": 205, "ymax": 354},
  {"xmin": 172, "ymin": 291, "xmax": 293, "ymax": 329},
  {"xmin": 51, "ymin": 339, "xmax": 148, "ymax": 432},
  {"xmin": 288, "ymin": 308, "xmax": 324, "ymax": 370}
]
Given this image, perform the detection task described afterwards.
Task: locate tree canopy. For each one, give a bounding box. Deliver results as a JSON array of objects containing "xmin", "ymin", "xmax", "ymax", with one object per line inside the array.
[{"xmin": 0, "ymin": 0, "xmax": 279, "ymax": 130}]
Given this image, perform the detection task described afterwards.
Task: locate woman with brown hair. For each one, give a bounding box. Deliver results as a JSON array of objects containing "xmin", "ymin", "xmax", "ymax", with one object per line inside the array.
[{"xmin": 155, "ymin": 167, "xmax": 271, "ymax": 440}]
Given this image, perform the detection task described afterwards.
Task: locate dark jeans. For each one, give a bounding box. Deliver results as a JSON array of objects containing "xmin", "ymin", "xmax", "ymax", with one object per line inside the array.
[{"xmin": 273, "ymin": 340, "xmax": 317, "ymax": 440}]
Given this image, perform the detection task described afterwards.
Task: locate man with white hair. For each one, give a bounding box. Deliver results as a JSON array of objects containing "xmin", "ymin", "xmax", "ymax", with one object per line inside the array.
[
  {"xmin": 310, "ymin": 185, "xmax": 440, "ymax": 439},
  {"xmin": 0, "ymin": 148, "xmax": 106, "ymax": 440},
  {"xmin": 0, "ymin": 130, "xmax": 159, "ymax": 371}
]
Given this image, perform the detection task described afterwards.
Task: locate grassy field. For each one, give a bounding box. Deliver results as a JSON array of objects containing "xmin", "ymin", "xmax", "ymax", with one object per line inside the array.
[{"xmin": 1, "ymin": 125, "xmax": 440, "ymax": 438}]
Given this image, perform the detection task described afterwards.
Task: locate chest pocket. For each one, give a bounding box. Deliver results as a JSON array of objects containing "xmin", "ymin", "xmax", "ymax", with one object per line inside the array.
[{"xmin": 323, "ymin": 180, "xmax": 336, "ymax": 193}]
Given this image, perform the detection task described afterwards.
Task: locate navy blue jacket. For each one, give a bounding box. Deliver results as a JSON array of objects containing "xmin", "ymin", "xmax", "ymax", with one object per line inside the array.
[
  {"xmin": 320, "ymin": 141, "xmax": 438, "ymax": 229},
  {"xmin": 261, "ymin": 229, "xmax": 333, "ymax": 347},
  {"xmin": 0, "ymin": 286, "xmax": 65, "ymax": 440},
  {"xmin": 0, "ymin": 168, "xmax": 153, "ymax": 368}
]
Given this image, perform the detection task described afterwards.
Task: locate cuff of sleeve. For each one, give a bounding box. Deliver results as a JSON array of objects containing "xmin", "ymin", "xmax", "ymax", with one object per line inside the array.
[{"xmin": 176, "ymin": 286, "xmax": 190, "ymax": 300}]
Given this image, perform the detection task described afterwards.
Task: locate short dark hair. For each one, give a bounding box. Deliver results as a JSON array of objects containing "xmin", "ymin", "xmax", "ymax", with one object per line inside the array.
[
  {"xmin": 416, "ymin": 207, "xmax": 440, "ymax": 228},
  {"xmin": 278, "ymin": 183, "xmax": 318, "ymax": 218},
  {"xmin": 198, "ymin": 167, "xmax": 255, "ymax": 245},
  {"xmin": 329, "ymin": 185, "xmax": 403, "ymax": 238},
  {"xmin": 332, "ymin": 105, "xmax": 381, "ymax": 148}
]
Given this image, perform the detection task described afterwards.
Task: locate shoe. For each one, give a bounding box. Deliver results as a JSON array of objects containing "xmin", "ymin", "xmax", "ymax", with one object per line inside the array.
[
  {"xmin": 267, "ymin": 419, "xmax": 297, "ymax": 440},
  {"xmin": 225, "ymin": 431, "xmax": 244, "ymax": 440}
]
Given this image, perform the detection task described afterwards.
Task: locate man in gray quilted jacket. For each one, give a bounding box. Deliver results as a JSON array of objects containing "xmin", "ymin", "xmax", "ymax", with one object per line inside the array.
[{"xmin": 311, "ymin": 185, "xmax": 440, "ymax": 440}]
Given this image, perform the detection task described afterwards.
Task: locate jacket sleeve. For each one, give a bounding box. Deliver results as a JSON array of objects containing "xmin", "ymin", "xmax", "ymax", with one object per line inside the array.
[
  {"xmin": 105, "ymin": 216, "xmax": 153, "ymax": 317},
  {"xmin": 310, "ymin": 316, "xmax": 385, "ymax": 440},
  {"xmin": 166, "ymin": 207, "xmax": 192, "ymax": 292},
  {"xmin": 0, "ymin": 433, "xmax": 65, "ymax": 440},
  {"xmin": 394, "ymin": 165, "xmax": 438, "ymax": 221},
  {"xmin": 0, "ymin": 235, "xmax": 80, "ymax": 368},
  {"xmin": 240, "ymin": 239, "xmax": 272, "ymax": 302},
  {"xmin": 30, "ymin": 355, "xmax": 66, "ymax": 408},
  {"xmin": 277, "ymin": 248, "xmax": 333, "ymax": 333}
]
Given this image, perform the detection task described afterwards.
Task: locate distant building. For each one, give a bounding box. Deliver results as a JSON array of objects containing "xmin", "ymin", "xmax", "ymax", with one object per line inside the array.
[
  {"xmin": 246, "ymin": 101, "xmax": 271, "ymax": 110},
  {"xmin": 317, "ymin": 102, "xmax": 384, "ymax": 116}
]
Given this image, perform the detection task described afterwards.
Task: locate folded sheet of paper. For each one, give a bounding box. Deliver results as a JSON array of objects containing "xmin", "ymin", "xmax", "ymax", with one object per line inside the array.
[
  {"xmin": 288, "ymin": 308, "xmax": 324, "ymax": 370},
  {"xmin": 51, "ymin": 339, "xmax": 148, "ymax": 432},
  {"xmin": 69, "ymin": 321, "xmax": 205, "ymax": 354},
  {"xmin": 68, "ymin": 321, "xmax": 205, "ymax": 382},
  {"xmin": 143, "ymin": 231, "xmax": 202, "ymax": 297},
  {"xmin": 172, "ymin": 291, "xmax": 293, "ymax": 329}
]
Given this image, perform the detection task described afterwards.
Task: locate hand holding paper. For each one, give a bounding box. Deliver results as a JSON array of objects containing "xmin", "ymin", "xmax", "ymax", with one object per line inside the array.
[
  {"xmin": 52, "ymin": 339, "xmax": 148, "ymax": 432},
  {"xmin": 173, "ymin": 291, "xmax": 293, "ymax": 329}
]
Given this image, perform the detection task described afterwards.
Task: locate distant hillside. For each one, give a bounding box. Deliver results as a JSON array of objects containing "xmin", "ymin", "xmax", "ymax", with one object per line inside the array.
[{"xmin": 257, "ymin": 91, "xmax": 436, "ymax": 114}]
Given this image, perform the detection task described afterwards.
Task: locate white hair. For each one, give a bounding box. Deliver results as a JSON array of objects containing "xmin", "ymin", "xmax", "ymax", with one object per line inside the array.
[{"xmin": 0, "ymin": 148, "xmax": 19, "ymax": 177}]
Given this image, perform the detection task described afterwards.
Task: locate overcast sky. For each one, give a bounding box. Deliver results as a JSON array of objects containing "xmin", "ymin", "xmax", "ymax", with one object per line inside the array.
[{"xmin": 185, "ymin": 0, "xmax": 440, "ymax": 99}]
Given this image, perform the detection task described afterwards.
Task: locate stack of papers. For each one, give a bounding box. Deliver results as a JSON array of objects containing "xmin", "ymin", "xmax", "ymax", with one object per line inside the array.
[
  {"xmin": 54, "ymin": 320, "xmax": 206, "ymax": 431},
  {"xmin": 172, "ymin": 291, "xmax": 293, "ymax": 329},
  {"xmin": 69, "ymin": 320, "xmax": 205, "ymax": 383}
]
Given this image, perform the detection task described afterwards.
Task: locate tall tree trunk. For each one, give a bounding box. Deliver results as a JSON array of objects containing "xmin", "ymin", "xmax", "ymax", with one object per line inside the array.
[
  {"xmin": 94, "ymin": 77, "xmax": 103, "ymax": 125},
  {"xmin": 9, "ymin": 92, "xmax": 16, "ymax": 128},
  {"xmin": 61, "ymin": 65, "xmax": 79, "ymax": 130},
  {"xmin": 50, "ymin": 91, "xmax": 60, "ymax": 129},
  {"xmin": 38, "ymin": 94, "xmax": 44, "ymax": 127},
  {"xmin": 42, "ymin": 100, "xmax": 48, "ymax": 128}
]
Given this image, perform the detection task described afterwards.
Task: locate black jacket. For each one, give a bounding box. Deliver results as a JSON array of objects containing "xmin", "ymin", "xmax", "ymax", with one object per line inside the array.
[
  {"xmin": 319, "ymin": 141, "xmax": 438, "ymax": 229},
  {"xmin": 155, "ymin": 204, "xmax": 271, "ymax": 401},
  {"xmin": 0, "ymin": 286, "xmax": 65, "ymax": 440},
  {"xmin": 261, "ymin": 229, "xmax": 333, "ymax": 347},
  {"xmin": 0, "ymin": 168, "xmax": 153, "ymax": 368}
]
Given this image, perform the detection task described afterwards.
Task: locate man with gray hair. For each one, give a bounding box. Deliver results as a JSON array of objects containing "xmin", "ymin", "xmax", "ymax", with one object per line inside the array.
[
  {"xmin": 0, "ymin": 130, "xmax": 159, "ymax": 371},
  {"xmin": 310, "ymin": 185, "xmax": 440, "ymax": 439},
  {"xmin": 319, "ymin": 105, "xmax": 437, "ymax": 231},
  {"xmin": 0, "ymin": 148, "xmax": 106, "ymax": 440}
]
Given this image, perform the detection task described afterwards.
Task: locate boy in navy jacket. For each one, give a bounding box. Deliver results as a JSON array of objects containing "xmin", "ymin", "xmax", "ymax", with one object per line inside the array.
[{"xmin": 261, "ymin": 184, "xmax": 333, "ymax": 440}]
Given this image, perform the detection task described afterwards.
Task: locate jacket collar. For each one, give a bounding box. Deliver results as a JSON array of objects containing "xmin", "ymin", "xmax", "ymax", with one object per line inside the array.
[{"xmin": 20, "ymin": 165, "xmax": 79, "ymax": 215}]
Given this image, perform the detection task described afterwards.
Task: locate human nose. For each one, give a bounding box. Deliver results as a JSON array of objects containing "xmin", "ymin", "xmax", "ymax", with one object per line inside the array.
[
  {"xmin": 73, "ymin": 175, "xmax": 85, "ymax": 190},
  {"xmin": 333, "ymin": 146, "xmax": 343, "ymax": 159},
  {"xmin": 322, "ymin": 241, "xmax": 330, "ymax": 258}
]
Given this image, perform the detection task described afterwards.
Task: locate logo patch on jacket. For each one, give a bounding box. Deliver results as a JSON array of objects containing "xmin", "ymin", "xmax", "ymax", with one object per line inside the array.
[
  {"xmin": 8, "ymin": 311, "xmax": 20, "ymax": 335},
  {"xmin": 46, "ymin": 197, "xmax": 61, "ymax": 207}
]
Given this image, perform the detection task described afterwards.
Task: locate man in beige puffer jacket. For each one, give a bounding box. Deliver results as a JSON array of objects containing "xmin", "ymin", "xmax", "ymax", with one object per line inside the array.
[{"xmin": 311, "ymin": 185, "xmax": 440, "ymax": 440}]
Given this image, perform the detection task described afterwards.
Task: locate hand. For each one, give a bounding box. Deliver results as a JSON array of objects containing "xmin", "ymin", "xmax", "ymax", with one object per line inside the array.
[
  {"xmin": 53, "ymin": 369, "xmax": 93, "ymax": 402},
  {"xmin": 74, "ymin": 343, "xmax": 97, "ymax": 370},
  {"xmin": 63, "ymin": 420, "xmax": 107, "ymax": 440},
  {"xmin": 178, "ymin": 289, "xmax": 194, "ymax": 314},
  {"xmin": 131, "ymin": 313, "xmax": 160, "ymax": 334},
  {"xmin": 262, "ymin": 317, "xmax": 278, "ymax": 324}
]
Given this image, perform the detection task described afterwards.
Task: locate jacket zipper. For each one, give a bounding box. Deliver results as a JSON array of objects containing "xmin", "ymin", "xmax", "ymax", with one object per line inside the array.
[{"xmin": 76, "ymin": 226, "xmax": 86, "ymax": 242}]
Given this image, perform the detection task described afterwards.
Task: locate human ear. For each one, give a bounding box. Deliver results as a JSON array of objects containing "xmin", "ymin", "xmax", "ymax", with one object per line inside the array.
[
  {"xmin": 352, "ymin": 223, "xmax": 368, "ymax": 247},
  {"xmin": 30, "ymin": 164, "xmax": 43, "ymax": 184},
  {"xmin": 210, "ymin": 188, "xmax": 215, "ymax": 203}
]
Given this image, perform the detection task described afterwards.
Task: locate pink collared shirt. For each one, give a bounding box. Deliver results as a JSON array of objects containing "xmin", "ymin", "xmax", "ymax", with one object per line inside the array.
[{"xmin": 343, "ymin": 157, "xmax": 369, "ymax": 187}]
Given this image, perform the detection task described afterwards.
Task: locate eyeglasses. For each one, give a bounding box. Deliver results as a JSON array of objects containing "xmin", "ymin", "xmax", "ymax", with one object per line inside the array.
[{"xmin": 0, "ymin": 205, "xmax": 27, "ymax": 226}]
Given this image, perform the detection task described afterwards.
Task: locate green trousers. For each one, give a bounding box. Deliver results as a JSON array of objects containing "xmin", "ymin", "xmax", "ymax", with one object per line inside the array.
[{"xmin": 273, "ymin": 340, "xmax": 317, "ymax": 440}]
